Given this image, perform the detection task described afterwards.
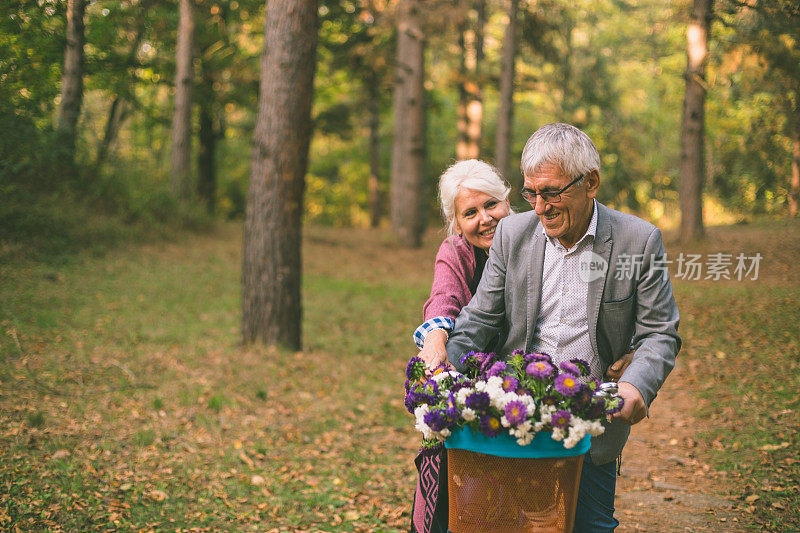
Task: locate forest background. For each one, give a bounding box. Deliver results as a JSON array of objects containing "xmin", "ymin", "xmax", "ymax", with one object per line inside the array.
[{"xmin": 1, "ymin": 0, "xmax": 798, "ymax": 259}]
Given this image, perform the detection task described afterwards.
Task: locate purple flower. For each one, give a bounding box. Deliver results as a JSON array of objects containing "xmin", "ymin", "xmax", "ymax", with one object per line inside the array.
[
  {"xmin": 574, "ymin": 386, "xmax": 592, "ymax": 409},
  {"xmin": 504, "ymin": 401, "xmax": 528, "ymax": 426},
  {"xmin": 501, "ymin": 375, "xmax": 519, "ymax": 392},
  {"xmin": 424, "ymin": 410, "xmax": 450, "ymax": 431},
  {"xmin": 406, "ymin": 357, "xmax": 426, "ymax": 381},
  {"xmin": 554, "ymin": 374, "xmax": 580, "ymax": 397},
  {"xmin": 465, "ymin": 391, "xmax": 491, "ymax": 411},
  {"xmin": 407, "ymin": 379, "xmax": 440, "ymax": 406},
  {"xmin": 445, "ymin": 393, "xmax": 460, "ymax": 420},
  {"xmin": 511, "ymin": 349, "xmax": 525, "ymax": 357},
  {"xmin": 450, "ymin": 379, "xmax": 473, "ymax": 395},
  {"xmin": 480, "ymin": 414, "xmax": 502, "ymax": 437},
  {"xmin": 605, "ymin": 397, "xmax": 625, "ymax": 416},
  {"xmin": 524, "ymin": 352, "xmax": 552, "ymax": 363},
  {"xmin": 587, "ymin": 399, "xmax": 607, "ymax": 419},
  {"xmin": 404, "ymin": 393, "xmax": 417, "ymax": 413},
  {"xmin": 551, "ymin": 409, "xmax": 572, "ymax": 429},
  {"xmin": 487, "ymin": 361, "xmax": 507, "ymax": 377},
  {"xmin": 459, "ymin": 351, "xmax": 487, "ymax": 373},
  {"xmin": 542, "ymin": 393, "xmax": 560, "ymax": 406},
  {"xmin": 559, "ymin": 361, "xmax": 581, "ymax": 377},
  {"xmin": 479, "ymin": 352, "xmax": 500, "ymax": 374},
  {"xmin": 526, "ymin": 360, "xmax": 555, "ymax": 380},
  {"xmin": 569, "ymin": 358, "xmax": 591, "ymax": 377}
]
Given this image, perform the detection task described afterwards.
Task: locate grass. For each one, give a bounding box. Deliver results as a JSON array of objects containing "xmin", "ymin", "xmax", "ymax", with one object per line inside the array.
[
  {"xmin": 0, "ymin": 223, "xmax": 429, "ymax": 531},
  {"xmin": 664, "ymin": 221, "xmax": 800, "ymax": 531},
  {"xmin": 1, "ymin": 219, "xmax": 799, "ymax": 530}
]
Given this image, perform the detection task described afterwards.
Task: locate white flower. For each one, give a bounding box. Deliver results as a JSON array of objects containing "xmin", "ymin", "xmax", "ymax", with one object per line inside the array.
[
  {"xmin": 551, "ymin": 427, "xmax": 565, "ymax": 441},
  {"xmin": 431, "ymin": 372, "xmax": 450, "ymax": 383},
  {"xmin": 439, "ymin": 428, "xmax": 451, "ymax": 438},
  {"xmin": 517, "ymin": 393, "xmax": 536, "ymax": 410},
  {"xmin": 414, "ymin": 405, "xmax": 434, "ymax": 440},
  {"xmin": 486, "ymin": 376, "xmax": 504, "ymax": 389},
  {"xmin": 586, "ymin": 419, "xmax": 605, "ymax": 436},
  {"xmin": 456, "ymin": 387, "xmax": 473, "ymax": 406},
  {"xmin": 462, "ymin": 407, "xmax": 476, "ymax": 421},
  {"xmin": 516, "ymin": 433, "xmax": 534, "ymax": 446}
]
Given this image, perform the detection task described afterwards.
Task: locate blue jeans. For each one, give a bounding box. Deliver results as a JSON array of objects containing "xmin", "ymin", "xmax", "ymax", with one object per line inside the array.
[{"xmin": 572, "ymin": 454, "xmax": 619, "ymax": 532}]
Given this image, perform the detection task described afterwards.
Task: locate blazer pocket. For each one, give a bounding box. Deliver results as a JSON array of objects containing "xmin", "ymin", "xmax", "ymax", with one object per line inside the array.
[
  {"xmin": 603, "ymin": 292, "xmax": 635, "ymax": 307},
  {"xmin": 599, "ymin": 293, "xmax": 636, "ymax": 356}
]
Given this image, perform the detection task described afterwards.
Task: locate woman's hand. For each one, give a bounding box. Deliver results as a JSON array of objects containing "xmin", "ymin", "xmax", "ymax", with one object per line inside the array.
[
  {"xmin": 419, "ymin": 329, "xmax": 449, "ymax": 370},
  {"xmin": 605, "ymin": 350, "xmax": 634, "ymax": 382}
]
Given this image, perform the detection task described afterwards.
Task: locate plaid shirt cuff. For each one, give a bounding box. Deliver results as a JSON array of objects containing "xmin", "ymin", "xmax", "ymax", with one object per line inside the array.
[{"xmin": 412, "ymin": 316, "xmax": 455, "ymax": 350}]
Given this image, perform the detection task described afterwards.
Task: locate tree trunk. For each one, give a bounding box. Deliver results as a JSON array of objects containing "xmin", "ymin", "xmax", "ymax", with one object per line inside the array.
[
  {"xmin": 170, "ymin": 0, "xmax": 196, "ymax": 201},
  {"xmin": 456, "ymin": 26, "xmax": 470, "ymax": 160},
  {"xmin": 94, "ymin": 21, "xmax": 146, "ymax": 172},
  {"xmin": 57, "ymin": 0, "xmax": 86, "ymax": 165},
  {"xmin": 456, "ymin": 2, "xmax": 485, "ymax": 160},
  {"xmin": 679, "ymin": 0, "xmax": 713, "ymax": 242},
  {"xmin": 495, "ymin": 0, "xmax": 518, "ymax": 180},
  {"xmin": 197, "ymin": 90, "xmax": 217, "ymax": 214},
  {"xmin": 241, "ymin": 0, "xmax": 318, "ymax": 348},
  {"xmin": 790, "ymin": 125, "xmax": 800, "ymax": 217},
  {"xmin": 390, "ymin": 0, "xmax": 426, "ymax": 247},
  {"xmin": 368, "ymin": 71, "xmax": 382, "ymax": 228}
]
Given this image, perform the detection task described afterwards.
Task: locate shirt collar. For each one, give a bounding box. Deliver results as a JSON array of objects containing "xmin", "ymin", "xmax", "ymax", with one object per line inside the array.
[{"xmin": 541, "ymin": 199, "xmax": 598, "ymax": 250}]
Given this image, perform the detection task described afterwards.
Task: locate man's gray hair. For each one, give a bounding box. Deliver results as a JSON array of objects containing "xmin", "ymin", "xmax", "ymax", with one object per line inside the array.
[{"xmin": 520, "ymin": 123, "xmax": 601, "ymax": 179}]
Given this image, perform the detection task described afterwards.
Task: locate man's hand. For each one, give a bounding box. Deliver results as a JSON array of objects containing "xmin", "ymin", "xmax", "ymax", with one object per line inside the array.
[
  {"xmin": 605, "ymin": 351, "xmax": 634, "ymax": 382},
  {"xmin": 611, "ymin": 381, "xmax": 647, "ymax": 425},
  {"xmin": 419, "ymin": 329, "xmax": 448, "ymax": 370}
]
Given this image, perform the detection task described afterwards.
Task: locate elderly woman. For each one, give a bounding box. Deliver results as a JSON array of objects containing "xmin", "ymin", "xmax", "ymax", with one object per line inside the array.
[
  {"xmin": 414, "ymin": 159, "xmax": 513, "ymax": 370},
  {"xmin": 410, "ymin": 159, "xmax": 513, "ymax": 533},
  {"xmin": 409, "ymin": 160, "xmax": 631, "ymax": 533}
]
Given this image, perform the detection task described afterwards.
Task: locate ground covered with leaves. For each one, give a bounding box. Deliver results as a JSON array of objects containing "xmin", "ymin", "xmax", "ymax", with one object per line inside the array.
[{"xmin": 1, "ymin": 220, "xmax": 798, "ymax": 531}]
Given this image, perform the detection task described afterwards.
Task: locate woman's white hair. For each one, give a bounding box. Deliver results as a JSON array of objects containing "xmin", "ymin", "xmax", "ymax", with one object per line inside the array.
[
  {"xmin": 438, "ymin": 159, "xmax": 512, "ymax": 236},
  {"xmin": 520, "ymin": 123, "xmax": 601, "ymax": 180}
]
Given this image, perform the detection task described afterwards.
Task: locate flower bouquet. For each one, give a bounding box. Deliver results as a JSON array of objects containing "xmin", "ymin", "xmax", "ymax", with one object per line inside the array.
[{"xmin": 404, "ymin": 350, "xmax": 623, "ymax": 533}]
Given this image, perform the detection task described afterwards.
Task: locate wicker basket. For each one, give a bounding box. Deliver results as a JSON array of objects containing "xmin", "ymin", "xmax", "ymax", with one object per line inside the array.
[{"xmin": 445, "ymin": 429, "xmax": 589, "ymax": 533}]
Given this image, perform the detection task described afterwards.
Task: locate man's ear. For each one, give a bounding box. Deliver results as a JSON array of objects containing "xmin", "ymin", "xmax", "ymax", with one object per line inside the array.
[{"xmin": 586, "ymin": 169, "xmax": 600, "ymax": 199}]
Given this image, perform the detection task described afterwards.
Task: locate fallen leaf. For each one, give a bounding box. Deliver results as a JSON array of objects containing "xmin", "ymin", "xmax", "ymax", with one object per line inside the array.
[
  {"xmin": 745, "ymin": 495, "xmax": 759, "ymax": 503},
  {"xmin": 147, "ymin": 490, "xmax": 168, "ymax": 502},
  {"xmin": 759, "ymin": 442, "xmax": 790, "ymax": 451},
  {"xmin": 251, "ymin": 475, "xmax": 265, "ymax": 486},
  {"xmin": 343, "ymin": 510, "xmax": 359, "ymax": 521},
  {"xmin": 239, "ymin": 450, "xmax": 254, "ymax": 468},
  {"xmin": 50, "ymin": 450, "xmax": 70, "ymax": 460}
]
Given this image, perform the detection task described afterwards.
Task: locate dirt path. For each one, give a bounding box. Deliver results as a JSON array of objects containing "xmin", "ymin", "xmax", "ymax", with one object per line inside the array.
[{"xmin": 614, "ymin": 361, "xmax": 749, "ymax": 532}]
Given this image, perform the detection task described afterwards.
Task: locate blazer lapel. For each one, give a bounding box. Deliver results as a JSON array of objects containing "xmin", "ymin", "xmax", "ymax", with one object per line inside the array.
[
  {"xmin": 588, "ymin": 203, "xmax": 613, "ymax": 359},
  {"xmin": 525, "ymin": 226, "xmax": 546, "ymax": 351}
]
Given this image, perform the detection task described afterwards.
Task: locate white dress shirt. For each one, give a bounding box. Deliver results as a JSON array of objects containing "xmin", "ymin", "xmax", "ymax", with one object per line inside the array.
[{"xmin": 530, "ymin": 200, "xmax": 602, "ymax": 379}]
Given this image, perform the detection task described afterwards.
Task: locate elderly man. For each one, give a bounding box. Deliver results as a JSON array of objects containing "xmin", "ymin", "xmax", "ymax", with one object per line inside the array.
[{"xmin": 445, "ymin": 123, "xmax": 681, "ymax": 531}]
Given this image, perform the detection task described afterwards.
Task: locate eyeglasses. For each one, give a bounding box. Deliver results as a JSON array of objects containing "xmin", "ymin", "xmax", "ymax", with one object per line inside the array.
[{"xmin": 520, "ymin": 173, "xmax": 585, "ymax": 204}]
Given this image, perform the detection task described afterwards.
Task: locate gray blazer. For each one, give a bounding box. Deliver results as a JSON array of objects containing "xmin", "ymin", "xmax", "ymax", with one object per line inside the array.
[{"xmin": 445, "ymin": 202, "xmax": 681, "ymax": 464}]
